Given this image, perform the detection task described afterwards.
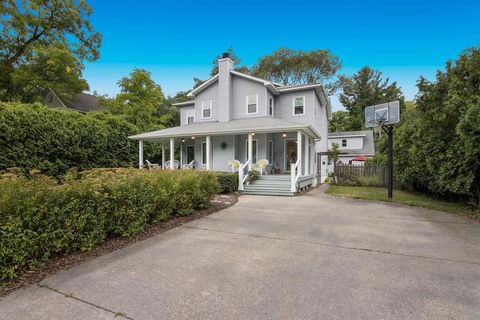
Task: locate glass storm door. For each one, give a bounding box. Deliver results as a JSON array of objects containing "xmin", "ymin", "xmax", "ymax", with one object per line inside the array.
[{"xmin": 285, "ymin": 140, "xmax": 297, "ymax": 172}]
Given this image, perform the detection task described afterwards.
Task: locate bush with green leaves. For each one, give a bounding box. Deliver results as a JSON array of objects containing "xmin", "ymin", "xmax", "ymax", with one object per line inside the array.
[
  {"xmin": 216, "ymin": 172, "xmax": 238, "ymax": 193},
  {"xmin": 0, "ymin": 168, "xmax": 219, "ymax": 281},
  {"xmin": 0, "ymin": 102, "xmax": 165, "ymax": 177}
]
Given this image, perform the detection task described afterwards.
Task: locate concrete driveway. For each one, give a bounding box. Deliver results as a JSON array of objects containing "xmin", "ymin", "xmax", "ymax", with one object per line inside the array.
[{"xmin": 2, "ymin": 187, "xmax": 480, "ymax": 320}]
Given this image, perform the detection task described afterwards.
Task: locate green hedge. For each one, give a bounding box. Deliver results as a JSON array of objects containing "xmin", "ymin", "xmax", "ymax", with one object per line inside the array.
[
  {"xmin": 0, "ymin": 103, "xmax": 164, "ymax": 176},
  {"xmin": 0, "ymin": 168, "xmax": 219, "ymax": 281},
  {"xmin": 216, "ymin": 172, "xmax": 238, "ymax": 194}
]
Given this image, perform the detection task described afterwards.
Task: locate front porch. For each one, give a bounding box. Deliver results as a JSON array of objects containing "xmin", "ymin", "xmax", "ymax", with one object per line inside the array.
[{"xmin": 129, "ymin": 118, "xmax": 321, "ymax": 195}]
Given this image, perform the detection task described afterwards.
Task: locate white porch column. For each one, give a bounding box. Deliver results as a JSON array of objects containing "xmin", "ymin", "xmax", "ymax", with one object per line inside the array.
[
  {"xmin": 297, "ymin": 131, "xmax": 302, "ymax": 176},
  {"xmin": 248, "ymin": 133, "xmax": 253, "ymax": 171},
  {"xmin": 161, "ymin": 144, "xmax": 165, "ymax": 169},
  {"xmin": 206, "ymin": 136, "xmax": 211, "ymax": 170},
  {"xmin": 305, "ymin": 135, "xmax": 309, "ymax": 175},
  {"xmin": 169, "ymin": 138, "xmax": 174, "ymax": 169},
  {"xmin": 138, "ymin": 140, "xmax": 144, "ymax": 169},
  {"xmin": 180, "ymin": 144, "xmax": 183, "ymax": 169}
]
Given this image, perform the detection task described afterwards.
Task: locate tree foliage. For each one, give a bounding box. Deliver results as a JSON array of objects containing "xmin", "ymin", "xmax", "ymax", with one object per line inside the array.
[
  {"xmin": 251, "ymin": 48, "xmax": 341, "ymax": 94},
  {"xmin": 329, "ymin": 111, "xmax": 354, "ymax": 132},
  {"xmin": 209, "ymin": 47, "xmax": 249, "ymax": 76},
  {"xmin": 9, "ymin": 44, "xmax": 88, "ymax": 103},
  {"xmin": 338, "ymin": 66, "xmax": 404, "ymax": 130},
  {"xmin": 393, "ymin": 48, "xmax": 480, "ymax": 208},
  {"xmin": 0, "ymin": 0, "xmax": 101, "ymax": 101},
  {"xmin": 101, "ymin": 69, "xmax": 174, "ymax": 130}
]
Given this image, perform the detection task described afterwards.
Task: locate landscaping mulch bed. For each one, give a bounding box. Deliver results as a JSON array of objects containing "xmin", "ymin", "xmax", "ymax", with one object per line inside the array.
[{"xmin": 0, "ymin": 193, "xmax": 239, "ymax": 298}]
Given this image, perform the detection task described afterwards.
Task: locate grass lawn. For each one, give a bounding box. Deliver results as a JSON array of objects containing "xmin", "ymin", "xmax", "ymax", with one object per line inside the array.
[{"xmin": 325, "ymin": 185, "xmax": 479, "ymax": 221}]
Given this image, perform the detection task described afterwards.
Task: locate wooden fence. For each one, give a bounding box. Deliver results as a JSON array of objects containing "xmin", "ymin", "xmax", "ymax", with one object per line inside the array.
[{"xmin": 334, "ymin": 163, "xmax": 387, "ymax": 187}]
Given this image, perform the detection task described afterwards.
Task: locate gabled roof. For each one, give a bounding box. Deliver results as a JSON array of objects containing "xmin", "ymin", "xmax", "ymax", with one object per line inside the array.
[
  {"xmin": 129, "ymin": 117, "xmax": 322, "ymax": 141},
  {"xmin": 328, "ymin": 130, "xmax": 375, "ymax": 155},
  {"xmin": 46, "ymin": 88, "xmax": 101, "ymax": 113},
  {"xmin": 230, "ymin": 71, "xmax": 280, "ymax": 94},
  {"xmin": 186, "ymin": 74, "xmax": 219, "ymax": 97}
]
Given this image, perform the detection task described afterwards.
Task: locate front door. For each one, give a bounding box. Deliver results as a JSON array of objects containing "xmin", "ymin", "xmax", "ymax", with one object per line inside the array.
[
  {"xmin": 285, "ymin": 140, "xmax": 297, "ymax": 172},
  {"xmin": 186, "ymin": 145, "xmax": 195, "ymax": 164}
]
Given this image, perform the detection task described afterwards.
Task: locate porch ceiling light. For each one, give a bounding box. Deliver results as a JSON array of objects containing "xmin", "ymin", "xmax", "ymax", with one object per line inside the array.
[
  {"xmin": 282, "ymin": 133, "xmax": 287, "ymax": 138},
  {"xmin": 191, "ymin": 136, "xmax": 195, "ymax": 140},
  {"xmin": 251, "ymin": 132, "xmax": 255, "ymax": 136},
  {"xmin": 181, "ymin": 138, "xmax": 186, "ymax": 143}
]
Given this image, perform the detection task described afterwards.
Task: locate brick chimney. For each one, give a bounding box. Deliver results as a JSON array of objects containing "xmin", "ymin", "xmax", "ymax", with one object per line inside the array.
[{"xmin": 218, "ymin": 54, "xmax": 233, "ymax": 122}]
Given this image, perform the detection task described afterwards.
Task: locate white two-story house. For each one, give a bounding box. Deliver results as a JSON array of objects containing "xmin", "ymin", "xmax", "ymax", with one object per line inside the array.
[
  {"xmin": 327, "ymin": 130, "xmax": 375, "ymax": 171},
  {"xmin": 130, "ymin": 54, "xmax": 331, "ymax": 195}
]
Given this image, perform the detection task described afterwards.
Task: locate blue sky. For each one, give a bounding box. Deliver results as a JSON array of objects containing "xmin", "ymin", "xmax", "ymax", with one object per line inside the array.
[{"xmin": 83, "ymin": 0, "xmax": 480, "ymax": 110}]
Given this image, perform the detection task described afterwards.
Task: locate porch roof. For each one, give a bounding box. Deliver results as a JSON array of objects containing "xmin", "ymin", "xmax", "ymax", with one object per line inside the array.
[{"xmin": 129, "ymin": 117, "xmax": 321, "ymax": 141}]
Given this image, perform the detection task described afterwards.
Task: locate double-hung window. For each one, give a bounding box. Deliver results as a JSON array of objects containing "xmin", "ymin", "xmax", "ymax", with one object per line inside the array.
[
  {"xmin": 246, "ymin": 93, "xmax": 258, "ymax": 114},
  {"xmin": 187, "ymin": 116, "xmax": 194, "ymax": 125},
  {"xmin": 201, "ymin": 100, "xmax": 212, "ymax": 119},
  {"xmin": 293, "ymin": 96, "xmax": 305, "ymax": 116},
  {"xmin": 269, "ymin": 98, "xmax": 274, "ymax": 116},
  {"xmin": 342, "ymin": 139, "xmax": 347, "ymax": 147}
]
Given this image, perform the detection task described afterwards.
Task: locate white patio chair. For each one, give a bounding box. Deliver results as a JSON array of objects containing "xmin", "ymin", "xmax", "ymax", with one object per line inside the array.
[
  {"xmin": 228, "ymin": 159, "xmax": 241, "ymax": 172},
  {"xmin": 145, "ymin": 160, "xmax": 160, "ymax": 170},
  {"xmin": 182, "ymin": 160, "xmax": 195, "ymax": 170},
  {"xmin": 164, "ymin": 160, "xmax": 181, "ymax": 170},
  {"xmin": 253, "ymin": 159, "xmax": 269, "ymax": 175}
]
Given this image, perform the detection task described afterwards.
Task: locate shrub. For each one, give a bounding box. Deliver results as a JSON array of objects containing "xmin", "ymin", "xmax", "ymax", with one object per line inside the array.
[
  {"xmin": 216, "ymin": 172, "xmax": 238, "ymax": 193},
  {"xmin": 357, "ymin": 176, "xmax": 384, "ymax": 187},
  {"xmin": 0, "ymin": 169, "xmax": 219, "ymax": 280}
]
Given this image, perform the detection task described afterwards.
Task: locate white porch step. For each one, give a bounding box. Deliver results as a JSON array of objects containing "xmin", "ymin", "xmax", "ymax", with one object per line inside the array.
[{"xmin": 241, "ymin": 175, "xmax": 294, "ymax": 196}]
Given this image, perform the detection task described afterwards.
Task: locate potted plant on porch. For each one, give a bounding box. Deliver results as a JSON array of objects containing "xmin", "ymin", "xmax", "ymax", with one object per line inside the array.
[{"xmin": 246, "ymin": 170, "xmax": 260, "ymax": 185}]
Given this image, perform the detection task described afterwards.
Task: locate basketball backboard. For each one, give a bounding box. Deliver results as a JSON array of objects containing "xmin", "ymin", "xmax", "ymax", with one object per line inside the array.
[{"xmin": 365, "ymin": 101, "xmax": 400, "ymax": 127}]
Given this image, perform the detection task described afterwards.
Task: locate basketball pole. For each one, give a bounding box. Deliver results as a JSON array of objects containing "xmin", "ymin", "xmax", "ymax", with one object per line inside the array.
[{"xmin": 382, "ymin": 125, "xmax": 394, "ymax": 200}]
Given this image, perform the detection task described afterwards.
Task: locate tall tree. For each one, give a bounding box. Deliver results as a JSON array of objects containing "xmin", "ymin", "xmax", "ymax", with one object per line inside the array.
[
  {"xmin": 339, "ymin": 66, "xmax": 404, "ymax": 130},
  {"xmin": 251, "ymin": 48, "xmax": 341, "ymax": 94},
  {"xmin": 0, "ymin": 0, "xmax": 101, "ymax": 100},
  {"xmin": 329, "ymin": 111, "xmax": 354, "ymax": 132},
  {"xmin": 10, "ymin": 44, "xmax": 88, "ymax": 103},
  {"xmin": 102, "ymin": 69, "xmax": 173, "ymax": 129},
  {"xmin": 392, "ymin": 47, "xmax": 480, "ymax": 208}
]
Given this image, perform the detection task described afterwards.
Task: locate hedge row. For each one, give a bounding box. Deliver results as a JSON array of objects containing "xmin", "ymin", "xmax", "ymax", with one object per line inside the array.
[
  {"xmin": 0, "ymin": 168, "xmax": 219, "ymax": 280},
  {"xmin": 216, "ymin": 172, "xmax": 238, "ymax": 193},
  {"xmin": 0, "ymin": 103, "xmax": 163, "ymax": 177}
]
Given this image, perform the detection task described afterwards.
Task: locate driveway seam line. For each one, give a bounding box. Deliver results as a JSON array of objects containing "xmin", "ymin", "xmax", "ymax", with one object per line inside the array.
[
  {"xmin": 183, "ymin": 226, "xmax": 480, "ymax": 266},
  {"xmin": 39, "ymin": 284, "xmax": 134, "ymax": 319}
]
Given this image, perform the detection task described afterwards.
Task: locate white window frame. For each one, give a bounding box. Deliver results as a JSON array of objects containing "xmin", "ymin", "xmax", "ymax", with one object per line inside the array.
[
  {"xmin": 292, "ymin": 96, "xmax": 305, "ymax": 116},
  {"xmin": 342, "ymin": 139, "xmax": 347, "ymax": 147},
  {"xmin": 201, "ymin": 100, "xmax": 212, "ymax": 119},
  {"xmin": 269, "ymin": 97, "xmax": 274, "ymax": 116},
  {"xmin": 244, "ymin": 139, "xmax": 258, "ymax": 163},
  {"xmin": 186, "ymin": 115, "xmax": 195, "ymax": 125},
  {"xmin": 246, "ymin": 93, "xmax": 258, "ymax": 115}
]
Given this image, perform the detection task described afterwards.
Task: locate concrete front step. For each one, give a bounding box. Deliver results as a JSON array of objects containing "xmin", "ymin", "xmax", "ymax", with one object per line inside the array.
[{"xmin": 241, "ymin": 190, "xmax": 295, "ymax": 196}]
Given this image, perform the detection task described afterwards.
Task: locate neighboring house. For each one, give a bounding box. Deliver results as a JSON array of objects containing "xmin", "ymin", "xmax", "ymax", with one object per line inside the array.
[
  {"xmin": 130, "ymin": 54, "xmax": 331, "ymax": 195},
  {"xmin": 327, "ymin": 130, "xmax": 375, "ymax": 171},
  {"xmin": 44, "ymin": 88, "xmax": 101, "ymax": 113}
]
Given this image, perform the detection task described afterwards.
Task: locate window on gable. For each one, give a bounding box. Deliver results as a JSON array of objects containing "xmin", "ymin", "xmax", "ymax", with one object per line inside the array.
[
  {"xmin": 293, "ymin": 96, "xmax": 305, "ymax": 115},
  {"xmin": 187, "ymin": 116, "xmax": 194, "ymax": 125},
  {"xmin": 269, "ymin": 98, "xmax": 274, "ymax": 116},
  {"xmin": 201, "ymin": 100, "xmax": 212, "ymax": 119},
  {"xmin": 246, "ymin": 93, "xmax": 258, "ymax": 114},
  {"xmin": 342, "ymin": 139, "xmax": 347, "ymax": 147}
]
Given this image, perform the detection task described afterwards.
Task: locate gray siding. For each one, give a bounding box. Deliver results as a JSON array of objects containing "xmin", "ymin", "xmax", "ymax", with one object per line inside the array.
[
  {"xmin": 194, "ymin": 82, "xmax": 219, "ymax": 123},
  {"xmin": 275, "ymin": 90, "xmax": 316, "ymax": 127},
  {"xmin": 179, "ymin": 105, "xmax": 195, "ymax": 126},
  {"xmin": 231, "ymin": 76, "xmax": 268, "ymax": 119}
]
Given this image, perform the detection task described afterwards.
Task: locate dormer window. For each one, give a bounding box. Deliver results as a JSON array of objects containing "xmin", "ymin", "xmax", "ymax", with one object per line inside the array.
[
  {"xmin": 246, "ymin": 93, "xmax": 258, "ymax": 114},
  {"xmin": 201, "ymin": 100, "xmax": 212, "ymax": 119},
  {"xmin": 293, "ymin": 96, "xmax": 305, "ymax": 116}
]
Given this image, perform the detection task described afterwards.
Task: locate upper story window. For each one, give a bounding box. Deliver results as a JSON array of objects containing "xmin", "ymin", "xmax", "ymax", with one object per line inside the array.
[
  {"xmin": 201, "ymin": 100, "xmax": 212, "ymax": 119},
  {"xmin": 342, "ymin": 139, "xmax": 347, "ymax": 147},
  {"xmin": 246, "ymin": 93, "xmax": 258, "ymax": 114},
  {"xmin": 269, "ymin": 98, "xmax": 274, "ymax": 116},
  {"xmin": 187, "ymin": 116, "xmax": 194, "ymax": 125},
  {"xmin": 293, "ymin": 96, "xmax": 305, "ymax": 116}
]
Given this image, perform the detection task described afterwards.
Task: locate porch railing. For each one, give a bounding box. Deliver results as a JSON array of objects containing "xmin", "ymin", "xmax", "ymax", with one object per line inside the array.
[
  {"xmin": 290, "ymin": 160, "xmax": 300, "ymax": 193},
  {"xmin": 238, "ymin": 160, "xmax": 251, "ymax": 191}
]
